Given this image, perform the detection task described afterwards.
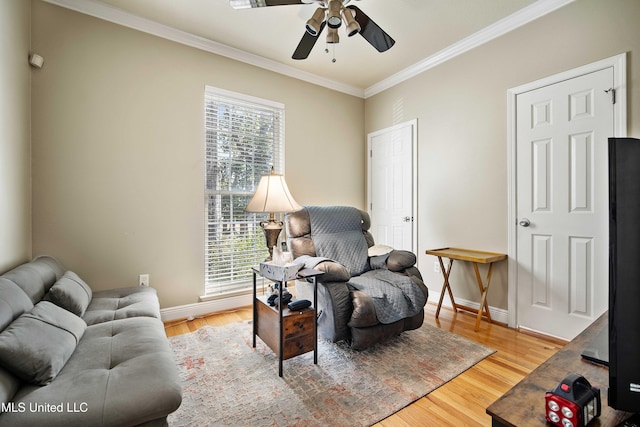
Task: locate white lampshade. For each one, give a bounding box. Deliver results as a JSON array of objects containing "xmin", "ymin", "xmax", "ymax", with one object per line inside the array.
[{"xmin": 245, "ymin": 170, "xmax": 302, "ymax": 214}]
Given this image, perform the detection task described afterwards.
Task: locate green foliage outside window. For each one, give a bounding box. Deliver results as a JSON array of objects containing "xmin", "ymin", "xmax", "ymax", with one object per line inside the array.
[{"xmin": 204, "ymin": 89, "xmax": 284, "ymax": 295}]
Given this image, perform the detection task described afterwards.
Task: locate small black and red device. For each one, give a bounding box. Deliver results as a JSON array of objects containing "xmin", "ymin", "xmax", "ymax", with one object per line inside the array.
[{"xmin": 545, "ymin": 373, "xmax": 601, "ymax": 427}]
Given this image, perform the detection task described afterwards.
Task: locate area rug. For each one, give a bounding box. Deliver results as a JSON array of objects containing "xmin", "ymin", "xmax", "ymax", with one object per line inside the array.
[{"xmin": 167, "ymin": 321, "xmax": 494, "ymax": 427}]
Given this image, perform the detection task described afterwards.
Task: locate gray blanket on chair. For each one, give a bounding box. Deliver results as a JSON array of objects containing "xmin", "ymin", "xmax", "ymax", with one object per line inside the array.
[
  {"xmin": 307, "ymin": 206, "xmax": 369, "ymax": 276},
  {"xmin": 348, "ymin": 269, "xmax": 427, "ymax": 325}
]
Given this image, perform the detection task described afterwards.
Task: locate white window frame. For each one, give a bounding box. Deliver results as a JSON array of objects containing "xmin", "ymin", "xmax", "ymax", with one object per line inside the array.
[{"xmin": 204, "ymin": 86, "xmax": 285, "ymax": 297}]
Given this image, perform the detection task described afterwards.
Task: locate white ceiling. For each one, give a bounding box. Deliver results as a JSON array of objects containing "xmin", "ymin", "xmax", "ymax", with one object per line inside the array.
[{"xmin": 45, "ymin": 0, "xmax": 574, "ymax": 97}]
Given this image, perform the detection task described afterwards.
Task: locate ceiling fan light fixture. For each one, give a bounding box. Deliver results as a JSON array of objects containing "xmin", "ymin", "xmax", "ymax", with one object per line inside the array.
[
  {"xmin": 327, "ymin": 0, "xmax": 342, "ymax": 29},
  {"xmin": 326, "ymin": 27, "xmax": 339, "ymax": 44},
  {"xmin": 342, "ymin": 7, "xmax": 360, "ymax": 37},
  {"xmin": 305, "ymin": 7, "xmax": 326, "ymax": 36}
]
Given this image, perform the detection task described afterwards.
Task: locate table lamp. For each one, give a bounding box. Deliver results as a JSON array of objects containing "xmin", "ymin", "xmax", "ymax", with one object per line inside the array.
[{"xmin": 245, "ymin": 167, "xmax": 302, "ymax": 260}]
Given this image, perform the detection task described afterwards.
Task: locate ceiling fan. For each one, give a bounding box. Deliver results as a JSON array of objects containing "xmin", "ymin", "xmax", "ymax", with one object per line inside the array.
[{"xmin": 229, "ymin": 0, "xmax": 395, "ymax": 61}]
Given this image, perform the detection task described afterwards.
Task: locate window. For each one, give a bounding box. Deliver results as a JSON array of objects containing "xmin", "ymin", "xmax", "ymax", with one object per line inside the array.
[
  {"xmin": 204, "ymin": 86, "xmax": 284, "ymax": 296},
  {"xmin": 229, "ymin": 0, "xmax": 267, "ymax": 9}
]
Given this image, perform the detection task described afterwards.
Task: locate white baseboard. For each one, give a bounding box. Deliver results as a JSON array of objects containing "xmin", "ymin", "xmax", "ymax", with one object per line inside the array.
[
  {"xmin": 162, "ymin": 292, "xmax": 509, "ymax": 325},
  {"xmin": 427, "ymin": 293, "xmax": 509, "ymax": 325},
  {"xmin": 160, "ymin": 294, "xmax": 253, "ymax": 322}
]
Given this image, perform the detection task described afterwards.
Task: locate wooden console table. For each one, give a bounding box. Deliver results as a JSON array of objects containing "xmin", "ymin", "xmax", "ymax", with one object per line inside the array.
[
  {"xmin": 487, "ymin": 313, "xmax": 632, "ymax": 426},
  {"xmin": 426, "ymin": 247, "xmax": 507, "ymax": 331}
]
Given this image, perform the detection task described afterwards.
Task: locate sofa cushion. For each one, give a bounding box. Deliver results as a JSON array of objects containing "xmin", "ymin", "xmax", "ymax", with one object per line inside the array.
[
  {"xmin": 0, "ymin": 317, "xmax": 182, "ymax": 427},
  {"xmin": 0, "ymin": 278, "xmax": 34, "ymax": 331},
  {"xmin": 0, "ymin": 367, "xmax": 20, "ymax": 411},
  {"xmin": 0, "ymin": 279, "xmax": 34, "ymax": 408},
  {"xmin": 0, "ymin": 301, "xmax": 86, "ymax": 385},
  {"xmin": 83, "ymin": 286, "xmax": 161, "ymax": 326},
  {"xmin": 31, "ymin": 255, "xmax": 66, "ymax": 280},
  {"xmin": 48, "ymin": 271, "xmax": 93, "ymax": 317},
  {"xmin": 0, "ymin": 257, "xmax": 61, "ymax": 304}
]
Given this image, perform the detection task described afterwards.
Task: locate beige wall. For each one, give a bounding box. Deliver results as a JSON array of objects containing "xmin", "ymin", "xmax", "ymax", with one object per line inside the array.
[
  {"xmin": 30, "ymin": 0, "xmax": 365, "ymax": 308},
  {"xmin": 23, "ymin": 0, "xmax": 640, "ymax": 312},
  {"xmin": 0, "ymin": 0, "xmax": 32, "ymax": 272},
  {"xmin": 365, "ymin": 0, "xmax": 640, "ymax": 310}
]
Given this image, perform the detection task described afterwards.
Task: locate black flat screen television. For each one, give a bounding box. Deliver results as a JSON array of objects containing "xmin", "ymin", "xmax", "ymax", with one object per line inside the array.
[{"xmin": 608, "ymin": 137, "xmax": 640, "ymax": 412}]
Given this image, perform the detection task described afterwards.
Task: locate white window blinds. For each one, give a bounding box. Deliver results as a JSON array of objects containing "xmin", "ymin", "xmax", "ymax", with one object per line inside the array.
[{"xmin": 204, "ymin": 87, "xmax": 284, "ymax": 296}]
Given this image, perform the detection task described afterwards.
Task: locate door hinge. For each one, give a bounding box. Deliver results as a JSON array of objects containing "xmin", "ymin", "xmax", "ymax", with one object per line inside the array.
[{"xmin": 605, "ymin": 88, "xmax": 616, "ymax": 104}]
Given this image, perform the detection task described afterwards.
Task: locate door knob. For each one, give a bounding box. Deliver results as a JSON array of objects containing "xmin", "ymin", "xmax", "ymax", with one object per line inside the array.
[
  {"xmin": 519, "ymin": 218, "xmax": 531, "ymax": 227},
  {"xmin": 402, "ymin": 216, "xmax": 411, "ymax": 222}
]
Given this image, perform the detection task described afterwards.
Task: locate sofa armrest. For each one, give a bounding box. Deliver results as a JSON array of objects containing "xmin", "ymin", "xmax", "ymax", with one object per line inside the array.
[
  {"xmin": 406, "ymin": 266, "xmax": 429, "ymax": 300},
  {"xmin": 348, "ymin": 290, "xmax": 378, "ymax": 328},
  {"xmin": 386, "ymin": 250, "xmax": 417, "ymax": 272},
  {"xmin": 312, "ymin": 260, "xmax": 351, "ymax": 283}
]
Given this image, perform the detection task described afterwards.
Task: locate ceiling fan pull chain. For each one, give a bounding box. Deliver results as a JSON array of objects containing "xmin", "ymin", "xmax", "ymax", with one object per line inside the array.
[{"xmin": 325, "ymin": 42, "xmax": 336, "ymax": 63}]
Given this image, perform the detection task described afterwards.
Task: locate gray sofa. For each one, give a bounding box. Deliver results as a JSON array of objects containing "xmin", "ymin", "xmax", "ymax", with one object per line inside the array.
[
  {"xmin": 285, "ymin": 206, "xmax": 429, "ymax": 350},
  {"xmin": 0, "ymin": 255, "xmax": 182, "ymax": 426}
]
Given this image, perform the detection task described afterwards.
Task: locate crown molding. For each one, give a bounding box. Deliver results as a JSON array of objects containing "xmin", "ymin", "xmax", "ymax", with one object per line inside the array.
[
  {"xmin": 364, "ymin": 0, "xmax": 576, "ymax": 98},
  {"xmin": 43, "ymin": 0, "xmax": 575, "ymax": 99},
  {"xmin": 41, "ymin": 0, "xmax": 365, "ymax": 98}
]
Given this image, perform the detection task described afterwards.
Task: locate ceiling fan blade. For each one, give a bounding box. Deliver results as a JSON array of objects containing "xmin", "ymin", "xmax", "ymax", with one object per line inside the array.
[
  {"xmin": 229, "ymin": 0, "xmax": 306, "ymax": 9},
  {"xmin": 346, "ymin": 5, "xmax": 395, "ymax": 53},
  {"xmin": 292, "ymin": 21, "xmax": 326, "ymax": 60}
]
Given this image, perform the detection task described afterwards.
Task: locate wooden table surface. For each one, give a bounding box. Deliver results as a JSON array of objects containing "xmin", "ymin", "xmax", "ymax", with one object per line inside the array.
[
  {"xmin": 486, "ymin": 313, "xmax": 633, "ymax": 426},
  {"xmin": 425, "ymin": 247, "xmax": 507, "ymax": 263}
]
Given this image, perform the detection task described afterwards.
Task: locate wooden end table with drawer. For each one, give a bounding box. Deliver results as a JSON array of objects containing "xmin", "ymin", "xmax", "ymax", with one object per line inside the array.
[{"xmin": 252, "ymin": 267, "xmax": 323, "ymax": 377}]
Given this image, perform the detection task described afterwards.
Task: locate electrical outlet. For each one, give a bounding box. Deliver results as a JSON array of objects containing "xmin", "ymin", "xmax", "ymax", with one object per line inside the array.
[
  {"xmin": 139, "ymin": 274, "xmax": 149, "ymax": 287},
  {"xmin": 434, "ymin": 261, "xmax": 440, "ymax": 273}
]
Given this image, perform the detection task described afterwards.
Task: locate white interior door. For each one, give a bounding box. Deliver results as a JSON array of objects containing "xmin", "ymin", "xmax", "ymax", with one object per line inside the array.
[
  {"xmin": 515, "ymin": 67, "xmax": 614, "ymax": 340},
  {"xmin": 368, "ymin": 119, "xmax": 417, "ymax": 254}
]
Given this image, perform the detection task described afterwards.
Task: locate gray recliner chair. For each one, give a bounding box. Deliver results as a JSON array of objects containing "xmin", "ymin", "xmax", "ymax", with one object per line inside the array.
[{"xmin": 285, "ymin": 206, "xmax": 428, "ymax": 350}]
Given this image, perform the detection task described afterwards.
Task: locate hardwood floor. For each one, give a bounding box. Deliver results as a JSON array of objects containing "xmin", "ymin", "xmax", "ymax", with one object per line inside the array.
[{"xmin": 164, "ymin": 302, "xmax": 565, "ymax": 426}]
